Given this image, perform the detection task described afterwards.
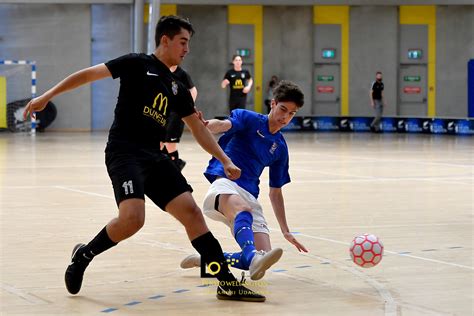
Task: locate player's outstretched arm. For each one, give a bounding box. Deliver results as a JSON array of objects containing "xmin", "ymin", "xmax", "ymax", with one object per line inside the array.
[
  {"xmin": 269, "ymin": 187, "xmax": 308, "ymax": 252},
  {"xmin": 182, "ymin": 113, "xmax": 240, "ymax": 180},
  {"xmin": 23, "ymin": 64, "xmax": 111, "ymax": 119},
  {"xmin": 206, "ymin": 119, "xmax": 232, "ymax": 134}
]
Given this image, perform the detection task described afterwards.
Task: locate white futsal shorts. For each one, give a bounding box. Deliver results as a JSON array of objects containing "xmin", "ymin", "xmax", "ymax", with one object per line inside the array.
[{"xmin": 202, "ymin": 178, "xmax": 270, "ymax": 234}]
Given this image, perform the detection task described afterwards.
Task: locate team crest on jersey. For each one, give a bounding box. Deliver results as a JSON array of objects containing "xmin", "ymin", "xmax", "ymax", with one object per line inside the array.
[
  {"xmin": 241, "ymin": 73, "xmax": 245, "ymax": 79},
  {"xmin": 172, "ymin": 81, "xmax": 178, "ymax": 95},
  {"xmin": 269, "ymin": 142, "xmax": 278, "ymax": 154}
]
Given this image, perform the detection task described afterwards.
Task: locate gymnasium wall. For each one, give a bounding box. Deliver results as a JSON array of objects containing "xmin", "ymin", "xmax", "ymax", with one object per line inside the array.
[
  {"xmin": 178, "ymin": 5, "xmax": 229, "ymax": 118},
  {"xmin": 0, "ymin": 3, "xmax": 473, "ymax": 131},
  {"xmin": 349, "ymin": 6, "xmax": 399, "ymax": 117},
  {"xmin": 436, "ymin": 6, "xmax": 474, "ymax": 118},
  {"xmin": 0, "ymin": 4, "xmax": 91, "ymax": 130},
  {"xmin": 263, "ymin": 6, "xmax": 313, "ymax": 117}
]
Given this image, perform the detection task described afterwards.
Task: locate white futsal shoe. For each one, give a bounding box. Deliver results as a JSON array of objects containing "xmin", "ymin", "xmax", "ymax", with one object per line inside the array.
[
  {"xmin": 180, "ymin": 254, "xmax": 201, "ymax": 269},
  {"xmin": 180, "ymin": 248, "xmax": 283, "ymax": 281},
  {"xmin": 249, "ymin": 248, "xmax": 283, "ymax": 280}
]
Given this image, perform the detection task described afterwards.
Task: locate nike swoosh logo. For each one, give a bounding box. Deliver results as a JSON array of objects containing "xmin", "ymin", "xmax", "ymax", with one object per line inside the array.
[
  {"xmin": 147, "ymin": 71, "xmax": 159, "ymax": 77},
  {"xmin": 219, "ymin": 286, "xmax": 234, "ymax": 296}
]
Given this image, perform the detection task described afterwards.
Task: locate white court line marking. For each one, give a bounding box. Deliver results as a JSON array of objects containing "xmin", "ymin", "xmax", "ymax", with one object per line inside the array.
[
  {"xmin": 54, "ymin": 186, "xmax": 113, "ymax": 200},
  {"xmin": 53, "ymin": 186, "xmax": 161, "ymax": 209},
  {"xmin": 276, "ymin": 251, "xmax": 397, "ymax": 316},
  {"xmin": 291, "ymin": 222, "xmax": 469, "ymax": 229},
  {"xmin": 295, "ymin": 152, "xmax": 474, "ymax": 168},
  {"xmin": 291, "ymin": 168, "xmax": 472, "ymax": 185},
  {"xmin": 297, "ymin": 233, "xmax": 474, "ymax": 270},
  {"xmin": 1, "ymin": 283, "xmax": 50, "ymax": 305}
]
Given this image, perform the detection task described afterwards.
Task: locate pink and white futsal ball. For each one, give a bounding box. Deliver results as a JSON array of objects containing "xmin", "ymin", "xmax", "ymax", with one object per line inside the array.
[{"xmin": 349, "ymin": 234, "xmax": 384, "ymax": 268}]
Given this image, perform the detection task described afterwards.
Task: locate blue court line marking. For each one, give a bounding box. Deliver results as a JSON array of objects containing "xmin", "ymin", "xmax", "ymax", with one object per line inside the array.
[
  {"xmin": 196, "ymin": 284, "xmax": 211, "ymax": 287},
  {"xmin": 148, "ymin": 295, "xmax": 165, "ymax": 300},
  {"xmin": 291, "ymin": 232, "xmax": 300, "ymax": 235},
  {"xmin": 398, "ymin": 251, "xmax": 411, "ymax": 254},
  {"xmin": 448, "ymin": 246, "xmax": 463, "ymax": 249},
  {"xmin": 101, "ymin": 308, "xmax": 118, "ymax": 313},
  {"xmin": 173, "ymin": 289, "xmax": 190, "ymax": 293},
  {"xmin": 272, "ymin": 269, "xmax": 287, "ymax": 272},
  {"xmin": 421, "ymin": 249, "xmax": 438, "ymax": 252},
  {"xmin": 320, "ymin": 262, "xmax": 331, "ymax": 265},
  {"xmin": 124, "ymin": 301, "xmax": 141, "ymax": 306},
  {"xmin": 295, "ymin": 265, "xmax": 311, "ymax": 268}
]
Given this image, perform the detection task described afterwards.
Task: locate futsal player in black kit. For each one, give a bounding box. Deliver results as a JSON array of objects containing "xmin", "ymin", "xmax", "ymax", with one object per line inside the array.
[
  {"xmin": 221, "ymin": 55, "xmax": 253, "ymax": 112},
  {"xmin": 23, "ymin": 15, "xmax": 265, "ymax": 302}
]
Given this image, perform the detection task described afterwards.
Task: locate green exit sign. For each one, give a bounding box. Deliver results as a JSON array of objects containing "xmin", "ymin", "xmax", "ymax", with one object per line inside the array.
[
  {"xmin": 404, "ymin": 76, "xmax": 421, "ymax": 82},
  {"xmin": 317, "ymin": 75, "xmax": 334, "ymax": 81},
  {"xmin": 236, "ymin": 48, "xmax": 251, "ymax": 57},
  {"xmin": 408, "ymin": 49, "xmax": 423, "ymax": 59},
  {"xmin": 322, "ymin": 49, "xmax": 336, "ymax": 59}
]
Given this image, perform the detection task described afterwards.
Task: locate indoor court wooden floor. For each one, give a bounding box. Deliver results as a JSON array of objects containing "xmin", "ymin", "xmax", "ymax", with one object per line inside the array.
[{"xmin": 0, "ymin": 131, "xmax": 472, "ymax": 315}]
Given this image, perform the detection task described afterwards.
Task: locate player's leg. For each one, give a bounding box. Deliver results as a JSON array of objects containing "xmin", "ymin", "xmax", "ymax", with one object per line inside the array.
[
  {"xmin": 65, "ymin": 155, "xmax": 146, "ymax": 295},
  {"xmin": 145, "ymin": 161, "xmax": 264, "ymax": 301},
  {"xmin": 166, "ymin": 193, "xmax": 264, "ymax": 301},
  {"xmin": 181, "ymin": 179, "xmax": 281, "ymax": 279},
  {"xmin": 218, "ymin": 193, "xmax": 282, "ymax": 280},
  {"xmin": 254, "ymin": 233, "xmax": 272, "ymax": 252}
]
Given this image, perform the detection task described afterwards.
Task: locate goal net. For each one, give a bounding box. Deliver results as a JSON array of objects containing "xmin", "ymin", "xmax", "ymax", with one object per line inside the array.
[{"xmin": 0, "ymin": 60, "xmax": 36, "ymax": 133}]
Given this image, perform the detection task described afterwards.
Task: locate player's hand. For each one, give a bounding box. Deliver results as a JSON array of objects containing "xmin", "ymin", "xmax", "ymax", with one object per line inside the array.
[
  {"xmin": 23, "ymin": 96, "xmax": 49, "ymax": 120},
  {"xmin": 243, "ymin": 86, "xmax": 251, "ymax": 94},
  {"xmin": 283, "ymin": 232, "xmax": 308, "ymax": 252},
  {"xmin": 195, "ymin": 108, "xmax": 209, "ymax": 126},
  {"xmin": 223, "ymin": 161, "xmax": 241, "ymax": 180}
]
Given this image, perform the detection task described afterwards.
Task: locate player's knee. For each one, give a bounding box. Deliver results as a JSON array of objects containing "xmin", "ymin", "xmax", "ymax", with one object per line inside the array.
[
  {"xmin": 186, "ymin": 205, "xmax": 206, "ymax": 226},
  {"xmin": 121, "ymin": 211, "xmax": 145, "ymax": 233}
]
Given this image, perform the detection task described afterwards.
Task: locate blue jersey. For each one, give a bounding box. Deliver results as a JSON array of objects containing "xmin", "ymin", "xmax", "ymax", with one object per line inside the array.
[{"xmin": 204, "ymin": 109, "xmax": 291, "ymax": 199}]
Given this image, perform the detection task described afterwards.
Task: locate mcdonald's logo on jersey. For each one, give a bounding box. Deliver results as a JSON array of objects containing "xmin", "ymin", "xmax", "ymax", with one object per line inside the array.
[
  {"xmin": 143, "ymin": 92, "xmax": 168, "ymax": 126},
  {"xmin": 151, "ymin": 93, "xmax": 168, "ymax": 115},
  {"xmin": 233, "ymin": 79, "xmax": 244, "ymax": 89}
]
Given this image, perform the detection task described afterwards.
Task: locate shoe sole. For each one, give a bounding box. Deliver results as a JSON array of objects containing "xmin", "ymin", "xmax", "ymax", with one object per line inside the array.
[
  {"xmin": 216, "ymin": 294, "xmax": 265, "ymax": 302},
  {"xmin": 250, "ymin": 248, "xmax": 283, "ymax": 281},
  {"xmin": 180, "ymin": 254, "xmax": 201, "ymax": 269}
]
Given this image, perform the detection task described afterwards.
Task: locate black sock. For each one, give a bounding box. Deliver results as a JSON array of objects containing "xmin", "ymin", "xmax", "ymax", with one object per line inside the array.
[
  {"xmin": 169, "ymin": 150, "xmax": 179, "ymax": 161},
  {"xmin": 78, "ymin": 227, "xmax": 117, "ymax": 262},
  {"xmin": 191, "ymin": 232, "xmax": 236, "ymax": 282}
]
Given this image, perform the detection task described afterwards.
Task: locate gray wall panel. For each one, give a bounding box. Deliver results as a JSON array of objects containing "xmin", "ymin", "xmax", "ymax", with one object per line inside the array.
[
  {"xmin": 91, "ymin": 4, "xmax": 132, "ymax": 131},
  {"xmin": 436, "ymin": 6, "xmax": 474, "ymax": 118},
  {"xmin": 263, "ymin": 6, "xmax": 312, "ymax": 116},
  {"xmin": 349, "ymin": 6, "xmax": 398, "ymax": 116},
  {"xmin": 178, "ymin": 5, "xmax": 228, "ymax": 117},
  {"xmin": 0, "ymin": 4, "xmax": 91, "ymax": 130}
]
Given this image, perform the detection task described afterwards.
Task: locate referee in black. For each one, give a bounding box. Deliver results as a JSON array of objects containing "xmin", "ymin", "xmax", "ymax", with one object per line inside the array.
[
  {"xmin": 369, "ymin": 71, "xmax": 386, "ymax": 132},
  {"xmin": 24, "ymin": 15, "xmax": 264, "ymax": 302}
]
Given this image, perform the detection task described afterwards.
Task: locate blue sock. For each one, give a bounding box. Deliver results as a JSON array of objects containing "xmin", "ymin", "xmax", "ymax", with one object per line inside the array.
[
  {"xmin": 233, "ymin": 211, "xmax": 256, "ymax": 267},
  {"xmin": 223, "ymin": 252, "xmax": 248, "ymax": 270}
]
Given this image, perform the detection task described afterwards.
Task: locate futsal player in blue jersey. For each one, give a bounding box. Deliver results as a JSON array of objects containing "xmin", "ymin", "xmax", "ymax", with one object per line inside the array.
[{"xmin": 181, "ymin": 80, "xmax": 308, "ymax": 280}]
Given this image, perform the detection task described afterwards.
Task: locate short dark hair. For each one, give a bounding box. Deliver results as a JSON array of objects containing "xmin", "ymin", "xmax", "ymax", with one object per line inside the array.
[
  {"xmin": 155, "ymin": 15, "xmax": 195, "ymax": 47},
  {"xmin": 273, "ymin": 80, "xmax": 304, "ymax": 108},
  {"xmin": 376, "ymin": 71, "xmax": 382, "ymax": 75},
  {"xmin": 232, "ymin": 54, "xmax": 242, "ymax": 61}
]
